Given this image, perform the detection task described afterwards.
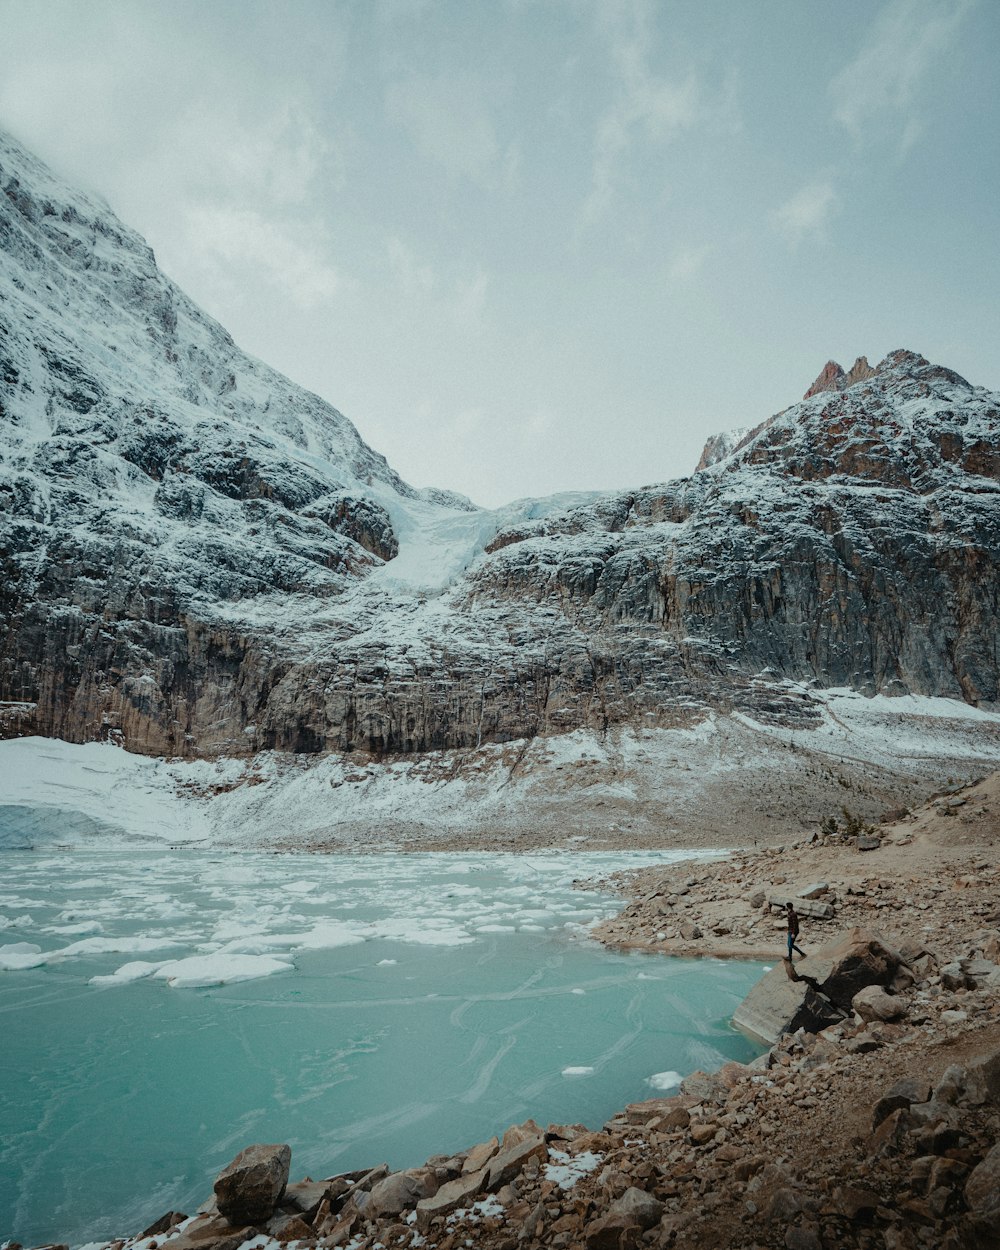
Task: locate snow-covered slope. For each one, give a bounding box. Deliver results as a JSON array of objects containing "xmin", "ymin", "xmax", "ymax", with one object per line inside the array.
[{"xmin": 2, "ymin": 128, "xmax": 999, "ymax": 791}]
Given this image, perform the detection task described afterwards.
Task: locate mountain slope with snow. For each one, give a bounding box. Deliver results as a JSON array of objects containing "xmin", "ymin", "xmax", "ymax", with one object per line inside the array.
[{"xmin": 2, "ymin": 129, "xmax": 999, "ymax": 778}]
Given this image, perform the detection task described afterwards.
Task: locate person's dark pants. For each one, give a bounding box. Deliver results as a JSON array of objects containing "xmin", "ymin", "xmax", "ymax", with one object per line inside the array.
[{"xmin": 787, "ymin": 933, "xmax": 805, "ymax": 958}]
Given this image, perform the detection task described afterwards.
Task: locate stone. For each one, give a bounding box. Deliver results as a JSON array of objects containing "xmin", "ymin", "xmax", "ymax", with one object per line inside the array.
[
  {"xmin": 265, "ymin": 1212, "xmax": 312, "ymax": 1241},
  {"xmin": 369, "ymin": 1168, "xmax": 438, "ymax": 1216},
  {"xmin": 213, "ymin": 1143, "xmax": 291, "ymax": 1225},
  {"xmin": 803, "ymin": 927, "xmax": 901, "ymax": 1010},
  {"xmin": 623, "ymin": 1094, "xmax": 698, "ymax": 1125},
  {"xmin": 784, "ymin": 1225, "xmax": 822, "ymax": 1250},
  {"xmin": 965, "ymin": 1144, "xmax": 1000, "ymax": 1216},
  {"xmin": 765, "ymin": 1187, "xmax": 802, "ymax": 1220},
  {"xmin": 732, "ymin": 966, "xmax": 846, "ymax": 1045},
  {"xmin": 138, "ymin": 1212, "xmax": 187, "ymax": 1238},
  {"xmin": 872, "ymin": 1078, "xmax": 932, "ymax": 1127},
  {"xmin": 584, "ymin": 1211, "xmax": 642, "ymax": 1250},
  {"xmin": 798, "ymin": 883, "xmax": 829, "ymax": 899},
  {"xmin": 155, "ymin": 1215, "xmax": 255, "ymax": 1250},
  {"xmin": 679, "ymin": 921, "xmax": 703, "ymax": 940},
  {"xmin": 868, "ymin": 1107, "xmax": 913, "ymax": 1157},
  {"xmin": 501, "ymin": 1119, "xmax": 544, "ymax": 1149},
  {"xmin": 690, "ymin": 1122, "xmax": 718, "ymax": 1145},
  {"xmin": 932, "ymin": 1065, "xmax": 967, "ymax": 1105},
  {"xmin": 487, "ymin": 1135, "xmax": 548, "ymax": 1190},
  {"xmin": 767, "ymin": 893, "xmax": 835, "ymax": 920},
  {"xmin": 964, "ymin": 1046, "xmax": 1000, "ymax": 1105},
  {"xmin": 679, "ymin": 1070, "xmax": 727, "ymax": 1101},
  {"xmin": 415, "ymin": 1168, "xmax": 487, "ymax": 1231},
  {"xmin": 608, "ymin": 1187, "xmax": 665, "ymax": 1230},
  {"xmin": 282, "ymin": 1179, "xmax": 331, "ymax": 1218},
  {"xmin": 463, "ymin": 1136, "xmax": 499, "ymax": 1173},
  {"xmin": 835, "ymin": 1186, "xmax": 880, "ymax": 1221},
  {"xmin": 939, "ymin": 962, "xmax": 970, "ymax": 990},
  {"xmin": 857, "ymin": 836, "xmax": 881, "ymax": 851},
  {"xmin": 852, "ymin": 985, "xmax": 907, "ymax": 1022}
]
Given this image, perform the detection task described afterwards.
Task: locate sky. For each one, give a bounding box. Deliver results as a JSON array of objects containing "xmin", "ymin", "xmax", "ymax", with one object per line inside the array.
[{"xmin": 1, "ymin": 0, "xmax": 997, "ymax": 508}]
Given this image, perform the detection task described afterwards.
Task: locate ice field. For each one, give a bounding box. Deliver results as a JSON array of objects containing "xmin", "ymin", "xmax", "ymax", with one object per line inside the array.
[{"xmin": 0, "ymin": 850, "xmax": 765, "ymax": 1244}]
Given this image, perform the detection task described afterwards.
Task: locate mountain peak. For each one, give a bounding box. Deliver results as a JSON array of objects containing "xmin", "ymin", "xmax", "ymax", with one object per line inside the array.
[{"xmin": 803, "ymin": 354, "xmax": 876, "ymax": 399}]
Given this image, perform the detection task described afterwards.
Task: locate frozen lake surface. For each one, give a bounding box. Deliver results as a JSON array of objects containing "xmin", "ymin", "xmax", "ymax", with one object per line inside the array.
[{"xmin": 0, "ymin": 849, "xmax": 765, "ymax": 1245}]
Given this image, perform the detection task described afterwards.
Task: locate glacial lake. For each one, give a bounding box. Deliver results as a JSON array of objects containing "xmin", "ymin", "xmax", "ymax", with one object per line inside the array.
[{"xmin": 0, "ymin": 850, "xmax": 766, "ymax": 1245}]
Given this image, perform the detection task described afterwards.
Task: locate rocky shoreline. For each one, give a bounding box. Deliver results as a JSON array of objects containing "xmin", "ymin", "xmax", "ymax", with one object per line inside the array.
[{"xmin": 8, "ymin": 775, "xmax": 1000, "ymax": 1250}]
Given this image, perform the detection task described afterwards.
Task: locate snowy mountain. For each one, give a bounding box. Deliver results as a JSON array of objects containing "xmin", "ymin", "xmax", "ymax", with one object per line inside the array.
[{"xmin": 2, "ymin": 129, "xmax": 1000, "ymax": 788}]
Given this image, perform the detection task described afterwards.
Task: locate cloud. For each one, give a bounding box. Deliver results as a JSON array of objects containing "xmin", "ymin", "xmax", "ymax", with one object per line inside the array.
[
  {"xmin": 667, "ymin": 244, "xmax": 712, "ymax": 283},
  {"xmin": 578, "ymin": 3, "xmax": 702, "ymax": 236},
  {"xmin": 182, "ymin": 206, "xmax": 341, "ymax": 310},
  {"xmin": 385, "ymin": 72, "xmax": 516, "ymax": 190},
  {"xmin": 830, "ymin": 0, "xmax": 975, "ymax": 151},
  {"xmin": 771, "ymin": 179, "xmax": 839, "ymax": 247}
]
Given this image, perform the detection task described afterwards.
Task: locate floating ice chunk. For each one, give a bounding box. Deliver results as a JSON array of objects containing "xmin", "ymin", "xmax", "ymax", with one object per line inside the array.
[
  {"xmin": 294, "ymin": 921, "xmax": 367, "ymax": 950},
  {"xmin": 56, "ymin": 936, "xmax": 179, "ymax": 958},
  {"xmin": 561, "ymin": 1066, "xmax": 594, "ymax": 1077},
  {"xmin": 377, "ymin": 959, "xmax": 397, "ymax": 966},
  {"xmin": 0, "ymin": 941, "xmax": 47, "ymax": 970},
  {"xmin": 47, "ymin": 920, "xmax": 105, "ymax": 936},
  {"xmin": 570, "ymin": 988, "xmax": 586, "ymax": 995},
  {"xmin": 284, "ymin": 880, "xmax": 318, "ymax": 894},
  {"xmin": 0, "ymin": 913, "xmax": 32, "ymax": 929},
  {"xmin": 90, "ymin": 960, "xmax": 163, "ymax": 986},
  {"xmin": 153, "ymin": 953, "xmax": 294, "ymax": 988},
  {"xmin": 370, "ymin": 919, "xmax": 474, "ymax": 946},
  {"xmin": 647, "ymin": 1070, "xmax": 682, "ymax": 1090},
  {"xmin": 544, "ymin": 1148, "xmax": 603, "ymax": 1189},
  {"xmin": 477, "ymin": 924, "xmax": 515, "ymax": 933}
]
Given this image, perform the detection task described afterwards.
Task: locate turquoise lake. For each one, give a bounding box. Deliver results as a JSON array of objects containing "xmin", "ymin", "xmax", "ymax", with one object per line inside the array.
[{"xmin": 0, "ymin": 850, "xmax": 765, "ymax": 1245}]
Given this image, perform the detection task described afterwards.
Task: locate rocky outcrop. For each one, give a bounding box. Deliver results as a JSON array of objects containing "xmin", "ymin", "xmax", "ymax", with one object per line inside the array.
[
  {"xmin": 2, "ymin": 129, "xmax": 1000, "ymax": 763},
  {"xmin": 803, "ymin": 355, "xmax": 876, "ymax": 399}
]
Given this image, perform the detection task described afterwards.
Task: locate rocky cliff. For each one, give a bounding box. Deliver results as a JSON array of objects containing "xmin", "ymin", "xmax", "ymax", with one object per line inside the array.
[{"xmin": 2, "ymin": 130, "xmax": 999, "ymax": 761}]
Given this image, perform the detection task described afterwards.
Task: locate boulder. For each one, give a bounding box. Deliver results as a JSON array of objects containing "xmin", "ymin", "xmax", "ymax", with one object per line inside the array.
[
  {"xmin": 608, "ymin": 1187, "xmax": 664, "ymax": 1229},
  {"xmin": 265, "ymin": 1212, "xmax": 312, "ymax": 1241},
  {"xmin": 415, "ymin": 1168, "xmax": 487, "ymax": 1231},
  {"xmin": 283, "ymin": 1180, "xmax": 332, "ymax": 1219},
  {"xmin": 732, "ymin": 967, "xmax": 846, "ymax": 1045},
  {"xmin": 856, "ymin": 836, "xmax": 881, "ymax": 851},
  {"xmin": 964, "ymin": 1046, "xmax": 1000, "ymax": 1106},
  {"xmin": 214, "ymin": 1143, "xmax": 291, "ymax": 1225},
  {"xmin": 584, "ymin": 1211, "xmax": 642, "ymax": 1250},
  {"xmin": 462, "ymin": 1136, "xmax": 499, "ymax": 1174},
  {"xmin": 369, "ymin": 1168, "xmax": 437, "ymax": 1216},
  {"xmin": 155, "ymin": 1214, "xmax": 255, "ymax": 1250},
  {"xmin": 852, "ymin": 985, "xmax": 907, "ymax": 1022},
  {"xmin": 798, "ymin": 883, "xmax": 829, "ymax": 899},
  {"xmin": 801, "ymin": 928, "xmax": 900, "ymax": 1010},
  {"xmin": 679, "ymin": 1070, "xmax": 728, "ymax": 1101},
  {"xmin": 486, "ymin": 1134, "xmax": 548, "ymax": 1190},
  {"xmin": 767, "ymin": 893, "xmax": 835, "ymax": 920},
  {"xmin": 965, "ymin": 1143, "xmax": 1000, "ymax": 1216},
  {"xmin": 872, "ymin": 1078, "xmax": 932, "ymax": 1128},
  {"xmin": 623, "ymin": 1094, "xmax": 698, "ymax": 1125}
]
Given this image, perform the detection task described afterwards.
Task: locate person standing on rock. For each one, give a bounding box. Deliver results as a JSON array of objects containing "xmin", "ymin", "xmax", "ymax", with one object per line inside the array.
[{"xmin": 786, "ymin": 903, "xmax": 805, "ymax": 960}]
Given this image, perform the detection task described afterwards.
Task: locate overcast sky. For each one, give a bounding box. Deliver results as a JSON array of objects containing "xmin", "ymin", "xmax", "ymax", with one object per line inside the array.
[{"xmin": 1, "ymin": 0, "xmax": 996, "ymax": 507}]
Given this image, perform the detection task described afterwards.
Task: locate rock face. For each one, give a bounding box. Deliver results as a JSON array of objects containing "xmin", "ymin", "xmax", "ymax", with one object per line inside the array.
[{"xmin": 2, "ymin": 129, "xmax": 1000, "ymax": 764}]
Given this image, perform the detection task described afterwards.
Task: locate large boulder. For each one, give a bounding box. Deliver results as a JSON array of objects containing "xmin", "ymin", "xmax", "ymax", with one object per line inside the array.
[
  {"xmin": 799, "ymin": 928, "xmax": 900, "ymax": 1010},
  {"xmin": 852, "ymin": 985, "xmax": 907, "ymax": 1022},
  {"xmin": 214, "ymin": 1143, "xmax": 291, "ymax": 1225},
  {"xmin": 732, "ymin": 970, "xmax": 846, "ymax": 1045},
  {"xmin": 369, "ymin": 1168, "xmax": 438, "ymax": 1216}
]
